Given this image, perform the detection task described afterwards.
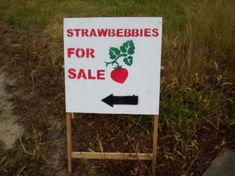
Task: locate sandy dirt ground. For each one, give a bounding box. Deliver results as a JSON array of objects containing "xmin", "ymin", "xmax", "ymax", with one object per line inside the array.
[{"xmin": 0, "ymin": 69, "xmax": 23, "ymax": 150}]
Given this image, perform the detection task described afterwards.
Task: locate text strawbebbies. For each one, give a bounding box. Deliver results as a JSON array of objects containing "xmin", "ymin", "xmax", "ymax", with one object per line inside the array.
[{"xmin": 67, "ymin": 28, "xmax": 159, "ymax": 37}]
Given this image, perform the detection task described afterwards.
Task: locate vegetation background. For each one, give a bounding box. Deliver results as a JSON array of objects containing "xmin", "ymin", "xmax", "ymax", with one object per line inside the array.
[{"xmin": 0, "ymin": 0, "xmax": 234, "ymax": 175}]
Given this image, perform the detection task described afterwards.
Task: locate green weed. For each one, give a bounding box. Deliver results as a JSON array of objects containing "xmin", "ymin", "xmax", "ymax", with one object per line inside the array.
[
  {"xmin": 160, "ymin": 74, "xmax": 225, "ymax": 131},
  {"xmin": 0, "ymin": 0, "xmax": 234, "ymax": 175}
]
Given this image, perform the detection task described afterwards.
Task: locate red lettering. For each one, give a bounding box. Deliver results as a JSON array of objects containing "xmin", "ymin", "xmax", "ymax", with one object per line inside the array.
[
  {"xmin": 109, "ymin": 29, "xmax": 115, "ymax": 37},
  {"xmin": 97, "ymin": 29, "xmax": 108, "ymax": 37},
  {"xmin": 97, "ymin": 70, "xmax": 105, "ymax": 80},
  {"xmin": 144, "ymin": 28, "xmax": 151, "ymax": 37},
  {"xmin": 82, "ymin": 29, "xmax": 89, "ymax": 37},
  {"xmin": 87, "ymin": 48, "xmax": 95, "ymax": 58},
  {"xmin": 67, "ymin": 48, "xmax": 75, "ymax": 58},
  {"xmin": 75, "ymin": 48, "xmax": 85, "ymax": 58},
  {"xmin": 117, "ymin": 29, "xmax": 123, "ymax": 37},
  {"xmin": 77, "ymin": 69, "xmax": 87, "ymax": 79},
  {"xmin": 67, "ymin": 29, "xmax": 73, "ymax": 37},
  {"xmin": 68, "ymin": 69, "xmax": 106, "ymax": 80},
  {"xmin": 88, "ymin": 70, "xmax": 96, "ymax": 79},
  {"xmin": 132, "ymin": 29, "xmax": 139, "ymax": 37},
  {"xmin": 124, "ymin": 29, "xmax": 131, "ymax": 37},
  {"xmin": 67, "ymin": 48, "xmax": 95, "ymax": 58},
  {"xmin": 139, "ymin": 29, "xmax": 144, "ymax": 37},
  {"xmin": 66, "ymin": 28, "xmax": 160, "ymax": 38},
  {"xmin": 74, "ymin": 29, "xmax": 81, "ymax": 37},
  {"xmin": 90, "ymin": 29, "xmax": 97, "ymax": 37},
  {"xmin": 152, "ymin": 28, "xmax": 159, "ymax": 37},
  {"xmin": 68, "ymin": 68, "xmax": 76, "ymax": 79}
]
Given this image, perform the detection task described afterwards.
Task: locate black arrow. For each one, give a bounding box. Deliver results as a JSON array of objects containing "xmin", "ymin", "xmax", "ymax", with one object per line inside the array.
[{"xmin": 102, "ymin": 94, "xmax": 138, "ymax": 107}]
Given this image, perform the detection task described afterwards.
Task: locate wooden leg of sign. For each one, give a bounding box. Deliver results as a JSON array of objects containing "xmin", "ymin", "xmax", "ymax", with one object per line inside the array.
[
  {"xmin": 152, "ymin": 115, "xmax": 159, "ymax": 176},
  {"xmin": 66, "ymin": 113, "xmax": 72, "ymax": 175},
  {"xmin": 71, "ymin": 113, "xmax": 75, "ymax": 119}
]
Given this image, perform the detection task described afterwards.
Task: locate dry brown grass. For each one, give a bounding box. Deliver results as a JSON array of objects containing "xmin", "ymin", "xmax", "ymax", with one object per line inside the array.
[{"xmin": 0, "ymin": 0, "xmax": 234, "ymax": 175}]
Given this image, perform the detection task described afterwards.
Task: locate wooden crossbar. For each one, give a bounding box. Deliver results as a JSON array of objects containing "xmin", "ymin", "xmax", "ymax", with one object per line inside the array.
[
  {"xmin": 72, "ymin": 152, "xmax": 153, "ymax": 160},
  {"xmin": 66, "ymin": 113, "xmax": 159, "ymax": 176}
]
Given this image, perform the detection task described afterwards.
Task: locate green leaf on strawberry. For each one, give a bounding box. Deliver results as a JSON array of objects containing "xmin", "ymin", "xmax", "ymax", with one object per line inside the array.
[
  {"xmin": 123, "ymin": 56, "xmax": 133, "ymax": 66},
  {"xmin": 120, "ymin": 40, "xmax": 135, "ymax": 55},
  {"xmin": 106, "ymin": 40, "xmax": 135, "ymax": 69},
  {"xmin": 109, "ymin": 47, "xmax": 120, "ymax": 60}
]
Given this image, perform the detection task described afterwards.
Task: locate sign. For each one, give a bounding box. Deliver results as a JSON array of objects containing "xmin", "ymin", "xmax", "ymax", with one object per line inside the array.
[{"xmin": 64, "ymin": 17, "xmax": 162, "ymax": 115}]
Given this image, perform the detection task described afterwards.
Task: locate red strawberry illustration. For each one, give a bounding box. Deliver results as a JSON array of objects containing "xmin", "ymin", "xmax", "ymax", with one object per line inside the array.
[
  {"xmin": 105, "ymin": 40, "xmax": 135, "ymax": 84},
  {"xmin": 111, "ymin": 68, "xmax": 128, "ymax": 84}
]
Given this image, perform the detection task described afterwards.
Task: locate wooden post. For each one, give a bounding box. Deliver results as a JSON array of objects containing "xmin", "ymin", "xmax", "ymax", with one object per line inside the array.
[
  {"xmin": 152, "ymin": 115, "xmax": 159, "ymax": 176},
  {"xmin": 66, "ymin": 113, "xmax": 72, "ymax": 174}
]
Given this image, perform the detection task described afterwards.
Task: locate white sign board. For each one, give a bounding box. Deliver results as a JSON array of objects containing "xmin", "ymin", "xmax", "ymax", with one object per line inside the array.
[{"xmin": 64, "ymin": 17, "xmax": 162, "ymax": 115}]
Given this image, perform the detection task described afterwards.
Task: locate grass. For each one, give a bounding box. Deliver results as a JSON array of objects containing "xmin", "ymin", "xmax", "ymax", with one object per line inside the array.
[
  {"xmin": 160, "ymin": 73, "xmax": 226, "ymax": 131},
  {"xmin": 0, "ymin": 0, "xmax": 234, "ymax": 175}
]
